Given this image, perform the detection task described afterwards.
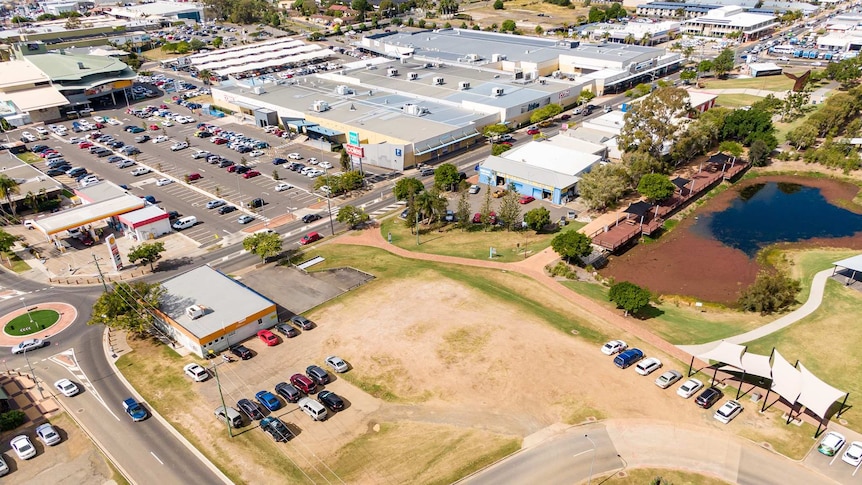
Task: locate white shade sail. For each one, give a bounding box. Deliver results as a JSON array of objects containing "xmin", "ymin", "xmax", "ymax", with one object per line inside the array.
[
  {"xmin": 797, "ymin": 363, "xmax": 847, "ymax": 420},
  {"xmin": 770, "ymin": 350, "xmax": 801, "ymax": 405}
]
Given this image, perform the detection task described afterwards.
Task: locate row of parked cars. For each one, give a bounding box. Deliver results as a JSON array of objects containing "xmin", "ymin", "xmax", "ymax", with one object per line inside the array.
[
  {"xmin": 816, "ymin": 431, "xmax": 862, "ymax": 467},
  {"xmin": 603, "ymin": 340, "xmax": 744, "ymax": 424}
]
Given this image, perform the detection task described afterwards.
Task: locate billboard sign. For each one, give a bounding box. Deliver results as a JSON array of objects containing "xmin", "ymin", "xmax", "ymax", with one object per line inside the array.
[
  {"xmin": 345, "ymin": 144, "xmax": 364, "ymax": 158},
  {"xmin": 106, "ymin": 234, "xmax": 123, "ymax": 271},
  {"xmin": 348, "ymin": 131, "xmax": 360, "ymax": 146}
]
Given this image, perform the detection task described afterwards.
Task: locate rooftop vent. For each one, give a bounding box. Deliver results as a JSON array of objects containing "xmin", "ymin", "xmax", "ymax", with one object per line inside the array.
[
  {"xmin": 492, "ymin": 87, "xmax": 504, "ymax": 97},
  {"xmin": 312, "ymin": 100, "xmax": 330, "ymax": 112},
  {"xmin": 186, "ymin": 305, "xmax": 205, "ymax": 320},
  {"xmin": 433, "ymin": 76, "xmax": 444, "ymax": 85},
  {"xmin": 408, "ymin": 72, "xmax": 419, "ymax": 80},
  {"xmin": 77, "ymin": 61, "xmax": 86, "ymax": 69}
]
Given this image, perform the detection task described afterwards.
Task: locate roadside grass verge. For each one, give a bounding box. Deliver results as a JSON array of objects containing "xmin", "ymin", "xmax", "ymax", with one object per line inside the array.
[
  {"xmin": 746, "ymin": 279, "xmax": 862, "ymax": 430},
  {"xmin": 307, "ymin": 245, "xmax": 607, "ymax": 344},
  {"xmin": 3, "ymin": 251, "xmax": 31, "ymax": 273},
  {"xmin": 379, "ymin": 217, "xmax": 585, "ymax": 263},
  {"xmin": 594, "ymin": 467, "xmax": 732, "ymax": 485},
  {"xmin": 562, "ymin": 281, "xmax": 768, "ymax": 345},
  {"xmin": 116, "ymin": 338, "xmax": 307, "ymax": 484},
  {"xmin": 330, "ymin": 421, "xmax": 521, "ymax": 485}
]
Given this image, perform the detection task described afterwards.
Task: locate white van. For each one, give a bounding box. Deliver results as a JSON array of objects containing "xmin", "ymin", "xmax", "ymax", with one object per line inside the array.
[
  {"xmin": 172, "ymin": 216, "xmax": 197, "ymax": 230},
  {"xmin": 298, "ymin": 397, "xmax": 328, "ymax": 421}
]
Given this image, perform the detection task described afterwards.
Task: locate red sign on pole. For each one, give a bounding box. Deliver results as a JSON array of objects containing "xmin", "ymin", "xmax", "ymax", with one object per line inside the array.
[{"xmin": 345, "ymin": 144, "xmax": 364, "ymax": 158}]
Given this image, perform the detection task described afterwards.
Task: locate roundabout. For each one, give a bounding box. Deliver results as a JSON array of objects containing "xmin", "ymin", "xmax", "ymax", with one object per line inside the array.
[{"xmin": 0, "ymin": 302, "xmax": 78, "ymax": 344}]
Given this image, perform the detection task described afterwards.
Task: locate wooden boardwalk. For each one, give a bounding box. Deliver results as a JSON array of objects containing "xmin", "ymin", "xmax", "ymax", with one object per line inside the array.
[{"xmin": 589, "ymin": 160, "xmax": 748, "ymax": 251}]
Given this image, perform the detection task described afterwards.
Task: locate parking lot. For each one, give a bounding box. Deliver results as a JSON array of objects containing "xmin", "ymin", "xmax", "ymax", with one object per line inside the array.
[{"xmin": 804, "ymin": 426, "xmax": 862, "ymax": 484}]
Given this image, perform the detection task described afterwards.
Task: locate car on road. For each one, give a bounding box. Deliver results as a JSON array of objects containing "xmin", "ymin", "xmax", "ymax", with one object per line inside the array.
[
  {"xmin": 131, "ymin": 167, "xmax": 151, "ymax": 176},
  {"xmin": 601, "ymin": 340, "xmax": 628, "ymax": 355},
  {"xmin": 255, "ymin": 390, "xmax": 282, "ymax": 411},
  {"xmin": 155, "ymin": 178, "xmax": 173, "ymax": 187},
  {"xmin": 842, "ymin": 441, "xmax": 862, "ymax": 466},
  {"xmin": 306, "ymin": 365, "xmax": 330, "ymax": 385},
  {"xmin": 218, "ymin": 205, "xmax": 237, "ymax": 215},
  {"xmin": 287, "ymin": 152, "xmax": 303, "ymax": 160},
  {"xmin": 238, "ymin": 214, "xmax": 255, "ymax": 224},
  {"xmin": 237, "ymin": 398, "xmax": 264, "ymax": 420},
  {"xmin": 468, "ymin": 184, "xmax": 480, "ymax": 194},
  {"xmin": 170, "ymin": 141, "xmax": 189, "ymax": 151},
  {"xmin": 819, "ymin": 431, "xmax": 846, "ymax": 456},
  {"xmin": 206, "ymin": 199, "xmax": 226, "ymax": 209},
  {"xmin": 153, "ymin": 135, "xmax": 169, "ymax": 143},
  {"xmin": 654, "ymin": 370, "xmax": 682, "ymax": 389},
  {"xmin": 257, "ymin": 329, "xmax": 279, "ymax": 346},
  {"xmin": 11, "ymin": 339, "xmax": 47, "ymax": 354},
  {"xmin": 35, "ymin": 423, "xmax": 61, "ymax": 446},
  {"xmin": 275, "ymin": 382, "xmax": 302, "ymax": 402},
  {"xmin": 260, "ymin": 416, "xmax": 293, "ymax": 442},
  {"xmin": 276, "ymin": 323, "xmax": 299, "ymax": 338},
  {"xmin": 518, "ymin": 195, "xmax": 535, "ymax": 204},
  {"xmin": 10, "ymin": 435, "xmax": 36, "ymax": 460},
  {"xmin": 275, "ymin": 182, "xmax": 292, "ymax": 192},
  {"xmin": 713, "ymin": 400, "xmax": 743, "ymax": 424},
  {"xmin": 54, "ymin": 378, "xmax": 79, "ymax": 397},
  {"xmin": 325, "ymin": 355, "xmax": 349, "ymax": 373},
  {"xmin": 290, "ymin": 315, "xmax": 314, "ymax": 330},
  {"xmin": 123, "ymin": 397, "xmax": 148, "ymax": 421},
  {"xmin": 301, "ymin": 213, "xmax": 321, "ymax": 223},
  {"xmin": 300, "ymin": 231, "xmax": 322, "ymax": 245},
  {"xmin": 317, "ymin": 390, "xmax": 345, "ymax": 411},
  {"xmin": 526, "ymin": 128, "xmax": 540, "ymax": 135},
  {"xmin": 677, "ymin": 378, "xmax": 703, "ymax": 399},
  {"xmin": 635, "ymin": 357, "xmax": 662, "ymax": 376},
  {"xmin": 184, "ymin": 363, "xmax": 209, "ymax": 382},
  {"xmin": 694, "ymin": 387, "xmax": 722, "ymax": 409},
  {"xmin": 290, "ymin": 373, "xmax": 316, "ymax": 394},
  {"xmin": 230, "ymin": 344, "xmax": 252, "ymax": 360}
]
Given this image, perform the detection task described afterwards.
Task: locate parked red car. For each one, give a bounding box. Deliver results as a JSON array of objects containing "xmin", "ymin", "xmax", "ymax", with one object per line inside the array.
[
  {"xmin": 242, "ymin": 170, "xmax": 261, "ymax": 179},
  {"xmin": 300, "ymin": 232, "xmax": 322, "ymax": 245},
  {"xmin": 149, "ymin": 124, "xmax": 160, "ymax": 131},
  {"xmin": 187, "ymin": 173, "xmax": 202, "ymax": 181},
  {"xmin": 78, "ymin": 142, "xmax": 93, "ymax": 149},
  {"xmin": 518, "ymin": 195, "xmax": 535, "ymax": 204},
  {"xmin": 290, "ymin": 373, "xmax": 316, "ymax": 393},
  {"xmin": 257, "ymin": 329, "xmax": 279, "ymax": 346},
  {"xmin": 89, "ymin": 132, "xmax": 103, "ymax": 140},
  {"xmin": 472, "ymin": 212, "xmax": 497, "ymax": 224},
  {"xmin": 212, "ymin": 137, "xmax": 228, "ymax": 145}
]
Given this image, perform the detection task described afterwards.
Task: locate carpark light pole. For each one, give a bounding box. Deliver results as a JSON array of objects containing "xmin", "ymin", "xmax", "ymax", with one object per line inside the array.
[
  {"xmin": 23, "ymin": 346, "xmax": 44, "ymax": 399},
  {"xmin": 19, "ymin": 297, "xmax": 34, "ymax": 326}
]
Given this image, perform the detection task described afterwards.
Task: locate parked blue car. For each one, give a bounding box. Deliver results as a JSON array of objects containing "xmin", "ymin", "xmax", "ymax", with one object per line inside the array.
[
  {"xmin": 255, "ymin": 390, "xmax": 282, "ymax": 412},
  {"xmin": 614, "ymin": 349, "xmax": 645, "ymax": 369}
]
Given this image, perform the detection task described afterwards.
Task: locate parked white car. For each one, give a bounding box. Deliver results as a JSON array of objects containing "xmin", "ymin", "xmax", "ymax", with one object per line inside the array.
[
  {"xmin": 275, "ymin": 182, "xmax": 292, "ymax": 192},
  {"xmin": 713, "ymin": 400, "xmax": 743, "ymax": 424},
  {"xmin": 635, "ymin": 357, "xmax": 662, "ymax": 376},
  {"xmin": 131, "ymin": 167, "xmax": 151, "ymax": 176},
  {"xmin": 156, "ymin": 178, "xmax": 173, "ymax": 187},
  {"xmin": 35, "ymin": 423, "xmax": 62, "ymax": 446},
  {"xmin": 318, "ymin": 161, "xmax": 333, "ymax": 169},
  {"xmin": 842, "ymin": 441, "xmax": 862, "ymax": 466},
  {"xmin": 287, "ymin": 152, "xmax": 303, "ymax": 160},
  {"xmin": 600, "ymin": 340, "xmax": 627, "ymax": 356},
  {"xmin": 10, "ymin": 435, "xmax": 36, "ymax": 460},
  {"xmin": 250, "ymin": 150, "xmax": 265, "ymax": 157},
  {"xmin": 654, "ymin": 370, "xmax": 682, "ymax": 389},
  {"xmin": 153, "ymin": 135, "xmax": 169, "ymax": 143},
  {"xmin": 677, "ymin": 378, "xmax": 704, "ymax": 399},
  {"xmin": 325, "ymin": 355, "xmax": 349, "ymax": 373},
  {"xmin": 183, "ymin": 363, "xmax": 209, "ymax": 382}
]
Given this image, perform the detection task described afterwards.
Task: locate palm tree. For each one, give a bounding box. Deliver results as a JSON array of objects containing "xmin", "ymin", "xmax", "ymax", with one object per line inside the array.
[
  {"xmin": 415, "ymin": 189, "xmax": 447, "ymax": 223},
  {"xmin": 0, "ymin": 175, "xmax": 20, "ymax": 218},
  {"xmin": 624, "ymin": 34, "xmax": 635, "ymax": 45},
  {"xmin": 198, "ymin": 69, "xmax": 212, "ymax": 86}
]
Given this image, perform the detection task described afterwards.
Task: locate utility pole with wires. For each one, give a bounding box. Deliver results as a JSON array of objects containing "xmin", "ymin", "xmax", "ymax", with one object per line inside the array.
[
  {"xmin": 211, "ymin": 360, "xmax": 233, "ymax": 438},
  {"xmin": 92, "ymin": 254, "xmax": 108, "ymax": 293}
]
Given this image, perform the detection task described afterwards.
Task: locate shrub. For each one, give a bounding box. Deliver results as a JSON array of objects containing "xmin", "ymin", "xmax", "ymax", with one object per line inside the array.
[
  {"xmin": 738, "ymin": 271, "xmax": 801, "ymax": 314},
  {"xmin": 0, "ymin": 410, "xmax": 27, "ymax": 431}
]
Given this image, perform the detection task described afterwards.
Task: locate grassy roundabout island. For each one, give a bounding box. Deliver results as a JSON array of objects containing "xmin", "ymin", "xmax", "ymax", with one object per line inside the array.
[{"xmin": 4, "ymin": 309, "xmax": 60, "ymax": 336}]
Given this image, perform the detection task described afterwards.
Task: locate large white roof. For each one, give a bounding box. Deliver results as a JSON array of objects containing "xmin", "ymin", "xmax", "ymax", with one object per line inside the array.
[{"xmin": 503, "ymin": 141, "xmax": 601, "ymax": 177}]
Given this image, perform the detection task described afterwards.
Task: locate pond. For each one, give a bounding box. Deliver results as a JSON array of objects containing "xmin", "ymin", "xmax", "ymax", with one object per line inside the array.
[{"xmin": 692, "ymin": 182, "xmax": 862, "ymax": 257}]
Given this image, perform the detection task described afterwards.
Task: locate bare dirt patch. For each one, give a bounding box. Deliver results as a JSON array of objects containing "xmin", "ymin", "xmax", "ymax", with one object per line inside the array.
[{"xmin": 601, "ymin": 175, "xmax": 862, "ymax": 304}]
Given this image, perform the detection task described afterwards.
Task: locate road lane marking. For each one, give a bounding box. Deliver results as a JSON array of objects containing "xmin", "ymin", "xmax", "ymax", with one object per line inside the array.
[
  {"xmin": 572, "ymin": 450, "xmax": 592, "ymax": 459},
  {"xmin": 151, "ymin": 451, "xmax": 164, "ymax": 465}
]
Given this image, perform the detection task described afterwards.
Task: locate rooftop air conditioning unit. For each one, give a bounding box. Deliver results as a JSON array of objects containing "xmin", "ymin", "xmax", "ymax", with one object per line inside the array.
[
  {"xmin": 465, "ymin": 53, "xmax": 480, "ymax": 61},
  {"xmin": 408, "ymin": 72, "xmax": 419, "ymax": 80},
  {"xmin": 335, "ymin": 85, "xmax": 352, "ymax": 95},
  {"xmin": 387, "ymin": 67, "xmax": 399, "ymax": 76},
  {"xmin": 251, "ymin": 86, "xmax": 265, "ymax": 95},
  {"xmin": 433, "ymin": 76, "xmax": 444, "ymax": 85},
  {"xmin": 186, "ymin": 305, "xmax": 205, "ymax": 320},
  {"xmin": 491, "ymin": 53, "xmax": 506, "ymax": 62},
  {"xmin": 492, "ymin": 87, "xmax": 504, "ymax": 97},
  {"xmin": 405, "ymin": 104, "xmax": 421, "ymax": 116},
  {"xmin": 312, "ymin": 100, "xmax": 330, "ymax": 112},
  {"xmin": 458, "ymin": 81, "xmax": 470, "ymax": 90}
]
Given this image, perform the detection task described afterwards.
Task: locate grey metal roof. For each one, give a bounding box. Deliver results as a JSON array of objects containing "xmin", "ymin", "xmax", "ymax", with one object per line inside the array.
[
  {"xmin": 160, "ymin": 266, "xmax": 276, "ymax": 340},
  {"xmin": 481, "ymin": 155, "xmax": 579, "ymax": 189}
]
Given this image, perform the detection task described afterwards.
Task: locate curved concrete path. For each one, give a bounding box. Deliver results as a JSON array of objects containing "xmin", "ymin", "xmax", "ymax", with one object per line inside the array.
[{"xmin": 679, "ymin": 268, "xmax": 833, "ymax": 356}]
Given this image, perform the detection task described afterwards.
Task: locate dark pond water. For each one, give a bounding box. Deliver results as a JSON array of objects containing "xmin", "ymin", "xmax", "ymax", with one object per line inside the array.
[{"xmin": 691, "ymin": 182, "xmax": 862, "ymax": 257}]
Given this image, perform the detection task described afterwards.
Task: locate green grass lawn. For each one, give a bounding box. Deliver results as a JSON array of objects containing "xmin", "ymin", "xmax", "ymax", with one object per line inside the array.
[
  {"xmin": 379, "ymin": 217, "xmax": 585, "ymax": 263},
  {"xmin": 4, "ymin": 310, "xmax": 59, "ymax": 336},
  {"xmin": 16, "ymin": 152, "xmax": 42, "ymax": 164},
  {"xmin": 703, "ymin": 75, "xmax": 795, "ymax": 92},
  {"xmin": 746, "ymin": 278, "xmax": 862, "ymax": 430},
  {"xmin": 562, "ymin": 281, "xmax": 769, "ymax": 345},
  {"xmin": 715, "ymin": 93, "xmax": 764, "ymax": 108},
  {"xmin": 3, "ymin": 252, "xmax": 31, "ymax": 273}
]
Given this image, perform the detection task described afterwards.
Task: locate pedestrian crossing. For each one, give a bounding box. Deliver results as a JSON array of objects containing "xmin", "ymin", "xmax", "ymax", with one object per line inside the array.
[{"xmin": 368, "ymin": 200, "xmax": 406, "ymax": 218}]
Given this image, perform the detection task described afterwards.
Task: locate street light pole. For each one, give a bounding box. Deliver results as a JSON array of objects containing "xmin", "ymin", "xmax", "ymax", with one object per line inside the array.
[
  {"xmin": 585, "ymin": 434, "xmax": 597, "ymax": 485},
  {"xmin": 19, "ymin": 297, "xmax": 34, "ymax": 326},
  {"xmin": 23, "ymin": 347, "xmax": 44, "ymax": 399}
]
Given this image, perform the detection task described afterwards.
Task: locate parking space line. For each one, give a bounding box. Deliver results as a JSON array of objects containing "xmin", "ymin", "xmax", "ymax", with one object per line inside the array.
[
  {"xmin": 854, "ymin": 462, "xmax": 861, "ymax": 476},
  {"xmin": 830, "ymin": 452, "xmax": 842, "ymax": 466}
]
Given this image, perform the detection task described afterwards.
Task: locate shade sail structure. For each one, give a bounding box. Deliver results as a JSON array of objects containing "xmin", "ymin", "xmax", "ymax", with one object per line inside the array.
[
  {"xmin": 740, "ymin": 352, "xmax": 773, "ymax": 379},
  {"xmin": 797, "ymin": 363, "xmax": 847, "ymax": 420},
  {"xmin": 671, "ymin": 176, "xmax": 690, "ymax": 191},
  {"xmin": 770, "ymin": 350, "xmax": 801, "ymax": 404},
  {"xmin": 833, "ymin": 254, "xmax": 862, "ymax": 273},
  {"xmin": 708, "ymin": 152, "xmax": 732, "ymax": 164},
  {"xmin": 697, "ymin": 341, "xmax": 746, "ymax": 369},
  {"xmin": 624, "ymin": 201, "xmax": 653, "ymax": 218}
]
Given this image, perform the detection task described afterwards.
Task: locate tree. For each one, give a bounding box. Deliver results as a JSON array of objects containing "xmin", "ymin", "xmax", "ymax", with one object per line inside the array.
[
  {"xmin": 88, "ymin": 282, "xmax": 164, "ymax": 336},
  {"xmin": 415, "ymin": 189, "xmax": 447, "ymax": 223},
  {"xmin": 65, "ymin": 16, "xmax": 81, "ymax": 29},
  {"xmin": 778, "ymin": 91, "xmax": 810, "ymax": 122},
  {"xmin": 456, "ymin": 191, "xmax": 472, "ymax": 229},
  {"xmin": 608, "ymin": 281, "xmax": 651, "ymax": 317},
  {"xmin": 680, "ymin": 69, "xmax": 696, "ymax": 84},
  {"xmin": 493, "ymin": 0, "xmax": 504, "ymax": 9},
  {"xmin": 786, "ymin": 123, "xmax": 817, "ymax": 150},
  {"xmin": 618, "ymin": 86, "xmax": 691, "ymax": 159},
  {"xmin": 738, "ymin": 271, "xmax": 801, "ymax": 314},
  {"xmin": 636, "ymin": 173, "xmax": 675, "ymax": 203},
  {"xmin": 622, "ymin": 150, "xmax": 664, "ymax": 187},
  {"xmin": 717, "ymin": 140, "xmax": 743, "ymax": 158},
  {"xmin": 189, "ymin": 38, "xmax": 206, "ymax": 52},
  {"xmin": 197, "ymin": 69, "xmax": 212, "ymax": 86},
  {"xmin": 0, "ymin": 410, "xmax": 27, "ymax": 431},
  {"xmin": 127, "ymin": 242, "xmax": 166, "ymax": 271},
  {"xmin": 721, "ymin": 107, "xmax": 776, "ymax": 149},
  {"xmin": 697, "ymin": 59, "xmax": 713, "ymax": 76},
  {"xmin": 491, "ymin": 144, "xmax": 512, "ymax": 156},
  {"xmin": 501, "ymin": 20, "xmax": 516, "ymax": 32},
  {"xmin": 379, "ymin": 0, "xmax": 395, "ymax": 17},
  {"xmin": 529, "ymin": 104, "xmax": 563, "ymax": 124},
  {"xmin": 524, "ymin": 207, "xmax": 550, "ymax": 231},
  {"xmin": 352, "ymin": 0, "xmax": 370, "ymax": 17},
  {"xmin": 497, "ymin": 191, "xmax": 522, "ymax": 230},
  {"xmin": 479, "ymin": 184, "xmax": 494, "ymax": 228},
  {"xmin": 0, "ymin": 175, "xmax": 20, "ymax": 217},
  {"xmin": 336, "ymin": 205, "xmax": 370, "ymax": 228},
  {"xmin": 712, "ymin": 48, "xmax": 735, "ymax": 79},
  {"xmin": 212, "ymin": 36, "xmax": 223, "ymax": 49},
  {"xmin": 0, "ymin": 229, "xmax": 19, "ymax": 265},
  {"xmin": 551, "ymin": 231, "xmax": 592, "ymax": 264},
  {"xmin": 483, "ymin": 124, "xmax": 510, "ymax": 137},
  {"xmin": 393, "ymin": 177, "xmax": 424, "ymax": 201},
  {"xmin": 434, "ymin": 163, "xmax": 460, "ymax": 191},
  {"xmin": 340, "ymin": 149, "xmax": 351, "ymax": 171},
  {"xmin": 748, "ymin": 139, "xmax": 770, "ymax": 167},
  {"xmin": 577, "ymin": 163, "xmax": 629, "ymax": 210},
  {"xmin": 243, "ymin": 232, "xmax": 282, "ymax": 263}
]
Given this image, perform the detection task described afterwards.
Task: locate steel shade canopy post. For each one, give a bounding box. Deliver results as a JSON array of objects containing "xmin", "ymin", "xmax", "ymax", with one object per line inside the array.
[
  {"xmin": 737, "ymin": 368, "xmax": 747, "ymax": 400},
  {"xmin": 688, "ymin": 355, "xmax": 695, "ymax": 377},
  {"xmin": 838, "ymin": 392, "xmax": 851, "ymax": 418}
]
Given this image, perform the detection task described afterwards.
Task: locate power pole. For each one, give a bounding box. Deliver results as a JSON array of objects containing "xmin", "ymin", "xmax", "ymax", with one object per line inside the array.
[
  {"xmin": 92, "ymin": 254, "xmax": 108, "ymax": 293},
  {"xmin": 212, "ymin": 362, "xmax": 233, "ymax": 438}
]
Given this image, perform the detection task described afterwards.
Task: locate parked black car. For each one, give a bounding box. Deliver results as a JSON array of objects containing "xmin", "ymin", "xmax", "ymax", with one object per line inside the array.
[
  {"xmin": 261, "ymin": 416, "xmax": 292, "ymax": 442},
  {"xmin": 695, "ymin": 387, "xmax": 722, "ymax": 409},
  {"xmin": 272, "ymin": 157, "xmax": 288, "ymax": 165},
  {"xmin": 275, "ymin": 382, "xmax": 303, "ymax": 403},
  {"xmin": 237, "ymin": 398, "xmax": 263, "ymax": 420},
  {"xmin": 306, "ymin": 365, "xmax": 330, "ymax": 385},
  {"xmin": 230, "ymin": 344, "xmax": 252, "ymax": 360},
  {"xmin": 317, "ymin": 391, "xmax": 344, "ymax": 411}
]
